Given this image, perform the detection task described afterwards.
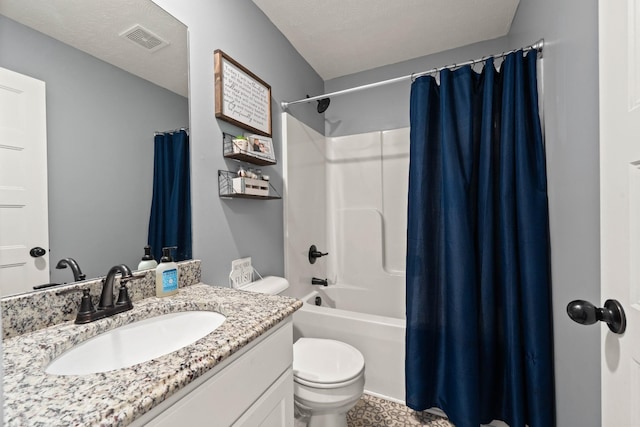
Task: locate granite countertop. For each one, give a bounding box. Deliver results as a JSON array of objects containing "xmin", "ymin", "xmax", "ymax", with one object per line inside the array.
[{"xmin": 3, "ymin": 283, "xmax": 302, "ymax": 427}]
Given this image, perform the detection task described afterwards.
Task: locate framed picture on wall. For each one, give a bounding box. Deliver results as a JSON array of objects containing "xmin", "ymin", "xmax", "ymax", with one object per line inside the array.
[
  {"xmin": 214, "ymin": 50, "xmax": 272, "ymax": 137},
  {"xmin": 247, "ymin": 135, "xmax": 275, "ymax": 161}
]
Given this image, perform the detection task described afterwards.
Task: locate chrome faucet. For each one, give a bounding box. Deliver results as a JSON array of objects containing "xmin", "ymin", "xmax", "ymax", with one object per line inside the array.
[{"xmin": 56, "ymin": 257, "xmax": 86, "ymax": 282}]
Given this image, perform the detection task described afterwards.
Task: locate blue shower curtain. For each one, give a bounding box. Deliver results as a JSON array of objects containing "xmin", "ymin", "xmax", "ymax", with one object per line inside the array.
[
  {"xmin": 405, "ymin": 51, "xmax": 554, "ymax": 427},
  {"xmin": 148, "ymin": 129, "xmax": 192, "ymax": 262}
]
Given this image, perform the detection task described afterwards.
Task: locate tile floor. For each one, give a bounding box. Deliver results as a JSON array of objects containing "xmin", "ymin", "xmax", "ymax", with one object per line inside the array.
[{"xmin": 347, "ymin": 394, "xmax": 454, "ymax": 427}]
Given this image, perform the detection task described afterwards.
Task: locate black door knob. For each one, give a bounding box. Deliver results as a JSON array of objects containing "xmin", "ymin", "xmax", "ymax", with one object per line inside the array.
[
  {"xmin": 29, "ymin": 247, "xmax": 46, "ymax": 258},
  {"xmin": 567, "ymin": 299, "xmax": 626, "ymax": 334}
]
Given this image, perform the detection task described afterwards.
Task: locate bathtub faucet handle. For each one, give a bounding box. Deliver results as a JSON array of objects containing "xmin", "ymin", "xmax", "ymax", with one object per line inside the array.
[
  {"xmin": 309, "ymin": 245, "xmax": 329, "ymax": 264},
  {"xmin": 311, "ymin": 277, "xmax": 328, "ymax": 286}
]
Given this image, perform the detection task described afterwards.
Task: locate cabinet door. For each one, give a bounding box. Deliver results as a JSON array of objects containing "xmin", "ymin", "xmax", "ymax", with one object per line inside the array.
[
  {"xmin": 233, "ymin": 370, "xmax": 294, "ymax": 427},
  {"xmin": 145, "ymin": 321, "xmax": 292, "ymax": 426}
]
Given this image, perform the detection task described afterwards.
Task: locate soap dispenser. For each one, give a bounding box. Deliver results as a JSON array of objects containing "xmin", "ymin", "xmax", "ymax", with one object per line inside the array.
[
  {"xmin": 137, "ymin": 245, "xmax": 158, "ymax": 270},
  {"xmin": 155, "ymin": 246, "xmax": 179, "ymax": 297}
]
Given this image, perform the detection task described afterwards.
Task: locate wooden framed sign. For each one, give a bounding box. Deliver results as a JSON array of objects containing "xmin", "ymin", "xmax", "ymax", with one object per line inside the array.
[{"xmin": 214, "ymin": 50, "xmax": 272, "ymax": 137}]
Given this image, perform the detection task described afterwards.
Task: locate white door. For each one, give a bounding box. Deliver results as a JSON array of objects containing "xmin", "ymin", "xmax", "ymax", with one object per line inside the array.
[
  {"xmin": 0, "ymin": 67, "xmax": 49, "ymax": 295},
  {"xmin": 599, "ymin": 1, "xmax": 640, "ymax": 425}
]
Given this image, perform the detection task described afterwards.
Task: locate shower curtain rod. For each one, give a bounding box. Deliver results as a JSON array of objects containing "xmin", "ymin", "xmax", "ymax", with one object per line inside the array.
[
  {"xmin": 154, "ymin": 127, "xmax": 189, "ymax": 136},
  {"xmin": 281, "ymin": 39, "xmax": 544, "ymax": 110}
]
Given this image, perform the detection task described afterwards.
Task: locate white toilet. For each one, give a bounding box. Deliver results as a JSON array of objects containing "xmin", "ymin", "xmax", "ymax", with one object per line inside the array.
[
  {"xmin": 293, "ymin": 337, "xmax": 365, "ymax": 427},
  {"xmin": 241, "ymin": 277, "xmax": 365, "ymax": 427}
]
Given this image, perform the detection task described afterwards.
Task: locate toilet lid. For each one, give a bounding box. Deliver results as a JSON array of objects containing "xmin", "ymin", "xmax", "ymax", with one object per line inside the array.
[{"xmin": 293, "ymin": 338, "xmax": 365, "ymax": 384}]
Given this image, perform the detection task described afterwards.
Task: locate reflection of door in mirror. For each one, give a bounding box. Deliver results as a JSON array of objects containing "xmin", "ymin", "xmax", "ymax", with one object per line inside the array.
[{"xmin": 0, "ymin": 67, "xmax": 49, "ymax": 295}]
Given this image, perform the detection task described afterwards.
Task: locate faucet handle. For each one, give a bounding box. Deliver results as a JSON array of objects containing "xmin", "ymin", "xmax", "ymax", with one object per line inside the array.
[
  {"xmin": 116, "ymin": 283, "xmax": 133, "ymax": 307},
  {"xmin": 115, "ymin": 272, "xmax": 145, "ymax": 307},
  {"xmin": 308, "ymin": 245, "xmax": 329, "ymax": 264},
  {"xmin": 56, "ymin": 288, "xmax": 96, "ymax": 324},
  {"xmin": 77, "ymin": 289, "xmax": 96, "ymax": 317}
]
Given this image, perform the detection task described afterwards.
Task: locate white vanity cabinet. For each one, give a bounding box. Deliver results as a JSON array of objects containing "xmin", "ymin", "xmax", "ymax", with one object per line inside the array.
[{"xmin": 136, "ymin": 318, "xmax": 294, "ymax": 427}]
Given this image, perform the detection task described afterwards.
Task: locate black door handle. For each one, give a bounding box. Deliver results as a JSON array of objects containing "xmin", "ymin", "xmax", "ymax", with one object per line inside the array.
[
  {"xmin": 567, "ymin": 299, "xmax": 626, "ymax": 334},
  {"xmin": 29, "ymin": 247, "xmax": 46, "ymax": 258}
]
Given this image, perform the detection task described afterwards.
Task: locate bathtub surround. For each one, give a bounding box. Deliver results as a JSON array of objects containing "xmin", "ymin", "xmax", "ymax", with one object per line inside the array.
[
  {"xmin": 1, "ymin": 260, "xmax": 201, "ymax": 339},
  {"xmin": 326, "ymin": 127, "xmax": 408, "ymax": 318},
  {"xmin": 284, "ymin": 114, "xmax": 408, "ymax": 402},
  {"xmin": 283, "ymin": 114, "xmax": 408, "ymax": 312},
  {"xmin": 282, "ymin": 113, "xmax": 327, "ymax": 299}
]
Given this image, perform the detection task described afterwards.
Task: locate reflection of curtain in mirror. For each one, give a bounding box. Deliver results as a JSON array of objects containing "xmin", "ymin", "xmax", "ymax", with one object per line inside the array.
[{"xmin": 148, "ymin": 129, "xmax": 192, "ymax": 262}]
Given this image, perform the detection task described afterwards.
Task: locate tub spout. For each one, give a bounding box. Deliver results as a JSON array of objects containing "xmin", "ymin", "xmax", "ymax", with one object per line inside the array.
[{"xmin": 311, "ymin": 277, "xmax": 328, "ymax": 286}]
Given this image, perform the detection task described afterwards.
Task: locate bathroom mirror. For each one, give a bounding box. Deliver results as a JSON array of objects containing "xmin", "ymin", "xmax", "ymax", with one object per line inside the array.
[{"xmin": 0, "ymin": 0, "xmax": 190, "ymax": 296}]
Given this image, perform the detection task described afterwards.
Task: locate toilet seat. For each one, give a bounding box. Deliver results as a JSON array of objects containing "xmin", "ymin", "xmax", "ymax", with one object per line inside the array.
[{"xmin": 293, "ymin": 338, "xmax": 365, "ymax": 388}]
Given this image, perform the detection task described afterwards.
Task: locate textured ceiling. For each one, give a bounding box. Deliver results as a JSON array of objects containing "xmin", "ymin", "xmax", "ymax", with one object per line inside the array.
[
  {"xmin": 0, "ymin": 0, "xmax": 188, "ymax": 97},
  {"xmin": 0, "ymin": 1, "xmax": 520, "ymax": 96},
  {"xmin": 251, "ymin": 0, "xmax": 520, "ymax": 80}
]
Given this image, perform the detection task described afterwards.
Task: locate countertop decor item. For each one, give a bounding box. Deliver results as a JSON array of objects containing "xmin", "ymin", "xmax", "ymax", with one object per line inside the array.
[
  {"xmin": 137, "ymin": 245, "xmax": 158, "ymax": 270},
  {"xmin": 156, "ymin": 246, "xmax": 179, "ymax": 297}
]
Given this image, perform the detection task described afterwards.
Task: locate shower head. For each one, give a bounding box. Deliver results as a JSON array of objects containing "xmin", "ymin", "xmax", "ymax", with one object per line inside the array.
[
  {"xmin": 306, "ymin": 94, "xmax": 331, "ymax": 113},
  {"xmin": 317, "ymin": 98, "xmax": 330, "ymax": 113}
]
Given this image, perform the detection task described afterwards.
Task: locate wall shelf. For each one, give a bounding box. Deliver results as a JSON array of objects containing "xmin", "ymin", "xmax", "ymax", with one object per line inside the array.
[
  {"xmin": 222, "ymin": 132, "xmax": 276, "ymax": 166},
  {"xmin": 218, "ymin": 170, "xmax": 281, "ymax": 200}
]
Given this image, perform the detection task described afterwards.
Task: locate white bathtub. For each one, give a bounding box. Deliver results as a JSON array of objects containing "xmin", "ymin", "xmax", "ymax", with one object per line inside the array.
[{"xmin": 292, "ymin": 285, "xmax": 406, "ymax": 403}]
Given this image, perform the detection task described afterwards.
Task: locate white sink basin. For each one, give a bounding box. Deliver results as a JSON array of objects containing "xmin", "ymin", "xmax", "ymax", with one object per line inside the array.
[{"xmin": 46, "ymin": 311, "xmax": 226, "ymax": 375}]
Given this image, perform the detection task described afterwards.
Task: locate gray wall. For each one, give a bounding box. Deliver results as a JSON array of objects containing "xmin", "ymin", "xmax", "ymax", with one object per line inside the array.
[
  {"xmin": 508, "ymin": 1, "xmax": 601, "ymax": 425},
  {"xmin": 0, "ymin": 15, "xmax": 189, "ymax": 286},
  {"xmin": 152, "ymin": 0, "xmax": 324, "ymax": 285},
  {"xmin": 322, "ymin": 1, "xmax": 601, "ymax": 425}
]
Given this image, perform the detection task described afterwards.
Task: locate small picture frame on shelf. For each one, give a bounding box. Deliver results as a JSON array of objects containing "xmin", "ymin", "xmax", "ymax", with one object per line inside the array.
[{"xmin": 247, "ymin": 135, "xmax": 275, "ymax": 161}]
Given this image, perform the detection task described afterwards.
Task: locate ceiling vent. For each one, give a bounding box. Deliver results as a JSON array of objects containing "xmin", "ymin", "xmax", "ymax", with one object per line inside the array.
[{"xmin": 120, "ymin": 25, "xmax": 169, "ymax": 52}]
